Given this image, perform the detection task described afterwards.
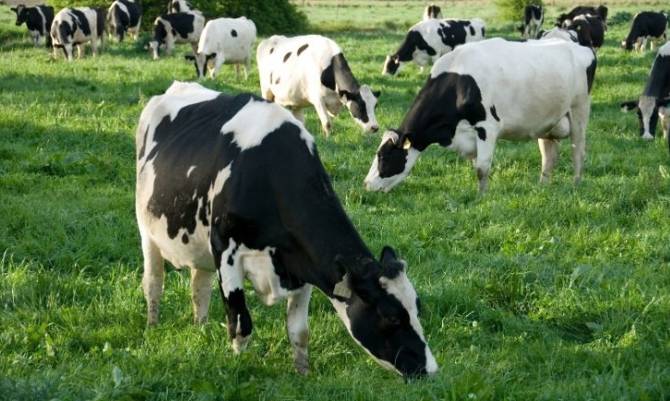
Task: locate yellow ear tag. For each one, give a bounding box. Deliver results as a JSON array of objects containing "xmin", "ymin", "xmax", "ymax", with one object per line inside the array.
[{"xmin": 402, "ymin": 138, "xmax": 412, "ymax": 150}]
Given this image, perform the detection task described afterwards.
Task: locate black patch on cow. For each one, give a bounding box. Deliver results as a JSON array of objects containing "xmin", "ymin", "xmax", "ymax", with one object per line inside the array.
[
  {"xmin": 275, "ymin": 77, "xmax": 280, "ymax": 85},
  {"xmin": 297, "ymin": 43, "xmax": 309, "ymax": 56},
  {"xmin": 586, "ymin": 54, "xmax": 597, "ymax": 93},
  {"xmin": 437, "ymin": 20, "xmax": 470, "ymax": 49},
  {"xmin": 476, "ymin": 127, "xmax": 486, "ymax": 140},
  {"xmin": 269, "ymin": 47, "xmax": 274, "ymax": 54},
  {"xmin": 223, "ymin": 288, "xmax": 253, "ymax": 338},
  {"xmin": 469, "ymin": 25, "xmax": 475, "ymax": 35},
  {"xmin": 490, "ymin": 105, "xmax": 500, "ymax": 121},
  {"xmin": 181, "ymin": 233, "xmax": 189, "ymax": 244},
  {"xmin": 392, "ymin": 30, "xmax": 436, "ymax": 62},
  {"xmin": 69, "ymin": 9, "xmax": 92, "ymax": 37},
  {"xmin": 110, "ymin": 0, "xmax": 139, "ymax": 41},
  {"xmin": 482, "ymin": 27, "xmax": 486, "ymax": 37},
  {"xmin": 377, "ymin": 135, "xmax": 409, "ymax": 178},
  {"xmin": 57, "ymin": 19, "xmax": 74, "ymax": 44},
  {"xmin": 643, "ymin": 54, "xmax": 670, "ymax": 99},
  {"xmin": 283, "ymin": 51, "xmax": 292, "ymax": 62},
  {"xmin": 623, "ymin": 11, "xmax": 667, "ymax": 50},
  {"xmin": 320, "ymin": 53, "xmax": 369, "ymax": 123},
  {"xmin": 231, "ymin": 29, "xmax": 237, "ymax": 37},
  {"xmin": 154, "ymin": 12, "xmax": 196, "ymax": 42},
  {"xmin": 556, "ymin": 6, "xmax": 607, "ymax": 27}
]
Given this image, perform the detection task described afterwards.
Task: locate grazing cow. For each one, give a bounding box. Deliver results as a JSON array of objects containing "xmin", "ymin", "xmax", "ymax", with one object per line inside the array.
[
  {"xmin": 51, "ymin": 7, "xmax": 106, "ymax": 61},
  {"xmin": 135, "ymin": 81, "xmax": 438, "ymax": 377},
  {"xmin": 621, "ymin": 42, "xmax": 670, "ymax": 144},
  {"xmin": 365, "ymin": 38, "xmax": 597, "ymax": 193},
  {"xmin": 556, "ymin": 5, "xmax": 608, "ymax": 28},
  {"xmin": 257, "ymin": 35, "xmax": 380, "ymax": 135},
  {"xmin": 148, "ymin": 11, "xmax": 204, "ymax": 60},
  {"xmin": 382, "ymin": 18, "xmax": 486, "ymax": 76},
  {"xmin": 563, "ymin": 14, "xmax": 606, "ymax": 49},
  {"xmin": 168, "ymin": 0, "xmax": 192, "ymax": 13},
  {"xmin": 423, "ymin": 4, "xmax": 442, "ymax": 21},
  {"xmin": 522, "ymin": 4, "xmax": 543, "ymax": 39},
  {"xmin": 11, "ymin": 4, "xmax": 54, "ymax": 47},
  {"xmin": 107, "ymin": 0, "xmax": 142, "ymax": 42},
  {"xmin": 621, "ymin": 11, "xmax": 668, "ymax": 52},
  {"xmin": 186, "ymin": 17, "xmax": 256, "ymax": 80}
]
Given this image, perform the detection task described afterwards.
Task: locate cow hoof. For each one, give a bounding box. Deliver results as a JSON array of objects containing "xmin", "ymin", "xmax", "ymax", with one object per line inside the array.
[
  {"xmin": 294, "ymin": 352, "xmax": 309, "ymax": 375},
  {"xmin": 232, "ymin": 334, "xmax": 251, "ymax": 354}
]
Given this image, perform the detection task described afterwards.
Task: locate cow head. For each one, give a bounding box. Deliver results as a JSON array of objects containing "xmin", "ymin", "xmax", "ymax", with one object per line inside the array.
[
  {"xmin": 185, "ymin": 53, "xmax": 215, "ymax": 79},
  {"xmin": 11, "ymin": 5, "xmax": 27, "ymax": 26},
  {"xmin": 149, "ymin": 18, "xmax": 168, "ymax": 59},
  {"xmin": 383, "ymin": 55, "xmax": 401, "ymax": 76},
  {"xmin": 364, "ymin": 130, "xmax": 420, "ymax": 192},
  {"xmin": 340, "ymin": 85, "xmax": 380, "ymax": 133},
  {"xmin": 621, "ymin": 96, "xmax": 670, "ymax": 140},
  {"xmin": 332, "ymin": 247, "xmax": 437, "ymax": 377}
]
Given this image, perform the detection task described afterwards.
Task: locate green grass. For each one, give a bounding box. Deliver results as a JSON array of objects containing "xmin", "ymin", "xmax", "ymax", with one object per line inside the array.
[{"xmin": 2, "ymin": 2, "xmax": 670, "ymax": 400}]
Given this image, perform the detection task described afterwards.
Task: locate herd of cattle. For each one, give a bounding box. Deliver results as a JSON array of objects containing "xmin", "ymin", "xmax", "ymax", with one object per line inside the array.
[{"xmin": 7, "ymin": 0, "xmax": 670, "ymax": 378}]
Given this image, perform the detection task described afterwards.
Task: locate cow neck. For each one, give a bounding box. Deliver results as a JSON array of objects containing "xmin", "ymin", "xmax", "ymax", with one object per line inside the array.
[{"xmin": 332, "ymin": 53, "xmax": 360, "ymax": 97}]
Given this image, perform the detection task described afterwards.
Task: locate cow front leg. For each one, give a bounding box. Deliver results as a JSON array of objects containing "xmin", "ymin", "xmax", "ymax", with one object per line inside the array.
[
  {"xmin": 213, "ymin": 236, "xmax": 252, "ymax": 354},
  {"xmin": 538, "ymin": 138, "xmax": 559, "ymax": 183},
  {"xmin": 287, "ymin": 284, "xmax": 312, "ymax": 375},
  {"xmin": 77, "ymin": 44, "xmax": 84, "ymax": 59},
  {"xmin": 570, "ymin": 99, "xmax": 590, "ymax": 184},
  {"xmin": 141, "ymin": 235, "xmax": 164, "ymax": 326},
  {"xmin": 211, "ymin": 53, "xmax": 225, "ymax": 79},
  {"xmin": 473, "ymin": 123, "xmax": 498, "ymax": 193},
  {"xmin": 292, "ymin": 108, "xmax": 305, "ymax": 124},
  {"xmin": 312, "ymin": 100, "xmax": 332, "ymax": 136},
  {"xmin": 190, "ymin": 268, "xmax": 215, "ymax": 324}
]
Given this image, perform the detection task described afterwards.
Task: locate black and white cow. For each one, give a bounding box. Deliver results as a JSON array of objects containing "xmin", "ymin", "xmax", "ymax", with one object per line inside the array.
[
  {"xmin": 382, "ymin": 18, "xmax": 486, "ymax": 76},
  {"xmin": 563, "ymin": 14, "xmax": 605, "ymax": 49},
  {"xmin": 51, "ymin": 7, "xmax": 106, "ymax": 61},
  {"xmin": 168, "ymin": 0, "xmax": 192, "ymax": 13},
  {"xmin": 556, "ymin": 5, "xmax": 608, "ymax": 28},
  {"xmin": 135, "ymin": 81, "xmax": 438, "ymax": 377},
  {"xmin": 621, "ymin": 11, "xmax": 667, "ymax": 52},
  {"xmin": 365, "ymin": 38, "xmax": 597, "ymax": 193},
  {"xmin": 148, "ymin": 11, "xmax": 204, "ymax": 60},
  {"xmin": 257, "ymin": 35, "xmax": 380, "ymax": 135},
  {"xmin": 422, "ymin": 4, "xmax": 442, "ymax": 21},
  {"xmin": 522, "ymin": 4, "xmax": 543, "ymax": 39},
  {"xmin": 107, "ymin": 0, "xmax": 142, "ymax": 42},
  {"xmin": 621, "ymin": 42, "xmax": 670, "ymax": 144},
  {"xmin": 186, "ymin": 17, "xmax": 256, "ymax": 80},
  {"xmin": 11, "ymin": 4, "xmax": 54, "ymax": 47}
]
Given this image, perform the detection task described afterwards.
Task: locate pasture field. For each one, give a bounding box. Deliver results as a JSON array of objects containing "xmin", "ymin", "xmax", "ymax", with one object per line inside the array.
[{"xmin": 1, "ymin": 2, "xmax": 670, "ymax": 400}]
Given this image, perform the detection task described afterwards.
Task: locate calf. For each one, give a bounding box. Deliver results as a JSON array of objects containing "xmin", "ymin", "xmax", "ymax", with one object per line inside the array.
[
  {"xmin": 564, "ymin": 14, "xmax": 605, "ymax": 49},
  {"xmin": 11, "ymin": 4, "xmax": 54, "ymax": 47},
  {"xmin": 522, "ymin": 4, "xmax": 543, "ymax": 39},
  {"xmin": 556, "ymin": 5, "xmax": 608, "ymax": 28},
  {"xmin": 168, "ymin": 0, "xmax": 192, "ymax": 13},
  {"xmin": 135, "ymin": 81, "xmax": 438, "ymax": 377},
  {"xmin": 365, "ymin": 38, "xmax": 597, "ymax": 193},
  {"xmin": 621, "ymin": 11, "xmax": 667, "ymax": 52},
  {"xmin": 621, "ymin": 42, "xmax": 670, "ymax": 144},
  {"xmin": 257, "ymin": 35, "xmax": 380, "ymax": 135},
  {"xmin": 383, "ymin": 18, "xmax": 486, "ymax": 76},
  {"xmin": 423, "ymin": 4, "xmax": 442, "ymax": 21},
  {"xmin": 51, "ymin": 7, "xmax": 105, "ymax": 61},
  {"xmin": 107, "ymin": 0, "xmax": 142, "ymax": 42},
  {"xmin": 187, "ymin": 17, "xmax": 256, "ymax": 80},
  {"xmin": 149, "ymin": 11, "xmax": 204, "ymax": 60}
]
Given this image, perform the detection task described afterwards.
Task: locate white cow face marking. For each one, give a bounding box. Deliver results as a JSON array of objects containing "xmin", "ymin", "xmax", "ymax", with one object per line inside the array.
[{"xmin": 365, "ymin": 131, "xmax": 420, "ymax": 192}]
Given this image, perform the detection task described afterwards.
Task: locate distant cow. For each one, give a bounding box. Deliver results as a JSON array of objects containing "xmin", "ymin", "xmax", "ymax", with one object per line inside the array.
[
  {"xmin": 168, "ymin": 0, "xmax": 192, "ymax": 13},
  {"xmin": 522, "ymin": 4, "xmax": 543, "ymax": 39},
  {"xmin": 423, "ymin": 4, "xmax": 442, "ymax": 21},
  {"xmin": 621, "ymin": 11, "xmax": 667, "ymax": 52},
  {"xmin": 148, "ymin": 11, "xmax": 204, "ymax": 60},
  {"xmin": 107, "ymin": 0, "xmax": 141, "ymax": 42},
  {"xmin": 11, "ymin": 4, "xmax": 54, "ymax": 47},
  {"xmin": 621, "ymin": 42, "xmax": 670, "ymax": 144},
  {"xmin": 51, "ymin": 7, "xmax": 106, "ymax": 60},
  {"xmin": 564, "ymin": 14, "xmax": 606, "ymax": 48},
  {"xmin": 135, "ymin": 80, "xmax": 438, "ymax": 377},
  {"xmin": 383, "ymin": 18, "xmax": 486, "ymax": 76},
  {"xmin": 186, "ymin": 17, "xmax": 256, "ymax": 80},
  {"xmin": 556, "ymin": 5, "xmax": 608, "ymax": 28},
  {"xmin": 365, "ymin": 38, "xmax": 597, "ymax": 193},
  {"xmin": 257, "ymin": 35, "xmax": 380, "ymax": 135}
]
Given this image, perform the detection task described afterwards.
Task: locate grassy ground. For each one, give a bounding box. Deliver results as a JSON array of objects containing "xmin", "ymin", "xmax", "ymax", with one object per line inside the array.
[{"xmin": 1, "ymin": 2, "xmax": 670, "ymax": 400}]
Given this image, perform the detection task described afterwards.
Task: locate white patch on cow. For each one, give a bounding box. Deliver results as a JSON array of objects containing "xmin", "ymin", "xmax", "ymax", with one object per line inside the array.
[
  {"xmin": 639, "ymin": 96, "xmax": 656, "ymax": 139},
  {"xmin": 208, "ymin": 165, "xmax": 231, "ymax": 200},
  {"xmin": 221, "ymin": 98, "xmax": 315, "ymax": 153},
  {"xmin": 333, "ymin": 274, "xmax": 352, "ymax": 299},
  {"xmin": 449, "ymin": 120, "xmax": 477, "ymax": 157},
  {"xmin": 358, "ymin": 85, "xmax": 379, "ymax": 132},
  {"xmin": 186, "ymin": 165, "xmax": 196, "ymax": 177},
  {"xmin": 541, "ymin": 27, "xmax": 578, "ymax": 43},
  {"xmin": 240, "ymin": 249, "xmax": 290, "ymax": 306},
  {"xmin": 659, "ymin": 42, "xmax": 670, "ymax": 56}
]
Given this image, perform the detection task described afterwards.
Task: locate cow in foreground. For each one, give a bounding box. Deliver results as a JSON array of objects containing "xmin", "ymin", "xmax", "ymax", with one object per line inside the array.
[
  {"xmin": 365, "ymin": 38, "xmax": 597, "ymax": 193},
  {"xmin": 149, "ymin": 11, "xmax": 204, "ymax": 60},
  {"xmin": 522, "ymin": 4, "xmax": 543, "ymax": 39},
  {"xmin": 257, "ymin": 35, "xmax": 380, "ymax": 135},
  {"xmin": 423, "ymin": 4, "xmax": 442, "ymax": 21},
  {"xmin": 383, "ymin": 18, "xmax": 486, "ymax": 76},
  {"xmin": 186, "ymin": 17, "xmax": 256, "ymax": 80},
  {"xmin": 107, "ymin": 0, "xmax": 142, "ymax": 42},
  {"xmin": 621, "ymin": 11, "xmax": 667, "ymax": 52},
  {"xmin": 556, "ymin": 5, "xmax": 608, "ymax": 28},
  {"xmin": 11, "ymin": 4, "xmax": 54, "ymax": 47},
  {"xmin": 135, "ymin": 81, "xmax": 437, "ymax": 377},
  {"xmin": 51, "ymin": 7, "xmax": 106, "ymax": 60},
  {"xmin": 621, "ymin": 42, "xmax": 670, "ymax": 145}
]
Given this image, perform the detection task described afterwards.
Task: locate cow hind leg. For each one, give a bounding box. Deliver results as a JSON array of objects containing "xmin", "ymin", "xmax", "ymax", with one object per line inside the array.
[
  {"xmin": 570, "ymin": 100, "xmax": 590, "ymax": 184},
  {"xmin": 287, "ymin": 284, "xmax": 312, "ymax": 375},
  {"xmin": 141, "ymin": 236, "xmax": 165, "ymax": 326},
  {"xmin": 211, "ymin": 53, "xmax": 225, "ymax": 79},
  {"xmin": 538, "ymin": 138, "xmax": 559, "ymax": 183},
  {"xmin": 190, "ymin": 268, "xmax": 215, "ymax": 324}
]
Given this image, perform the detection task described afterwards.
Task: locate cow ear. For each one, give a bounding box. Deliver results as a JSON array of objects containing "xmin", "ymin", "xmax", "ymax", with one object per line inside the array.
[
  {"xmin": 372, "ymin": 90, "xmax": 381, "ymax": 98},
  {"xmin": 339, "ymin": 90, "xmax": 354, "ymax": 101},
  {"xmin": 380, "ymin": 246, "xmax": 397, "ymax": 265},
  {"xmin": 621, "ymin": 100, "xmax": 639, "ymax": 112},
  {"xmin": 395, "ymin": 133, "xmax": 412, "ymax": 150}
]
